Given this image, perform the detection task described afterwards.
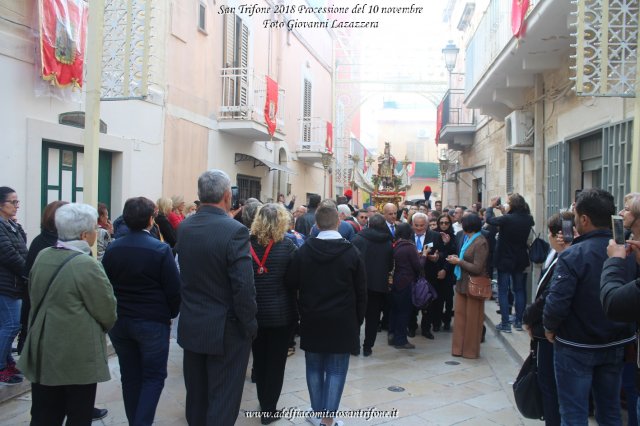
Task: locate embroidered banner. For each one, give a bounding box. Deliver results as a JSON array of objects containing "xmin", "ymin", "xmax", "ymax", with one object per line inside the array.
[
  {"xmin": 264, "ymin": 76, "xmax": 278, "ymax": 136},
  {"xmin": 39, "ymin": 0, "xmax": 89, "ymax": 89}
]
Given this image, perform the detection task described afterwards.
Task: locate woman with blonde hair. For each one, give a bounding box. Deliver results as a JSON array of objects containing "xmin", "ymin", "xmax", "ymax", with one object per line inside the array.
[
  {"xmin": 155, "ymin": 197, "xmax": 176, "ymax": 247},
  {"xmin": 167, "ymin": 195, "xmax": 185, "ymax": 229},
  {"xmin": 249, "ymin": 203, "xmax": 297, "ymax": 424}
]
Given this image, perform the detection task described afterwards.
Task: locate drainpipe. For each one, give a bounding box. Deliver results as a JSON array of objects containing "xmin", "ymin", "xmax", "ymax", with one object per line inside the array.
[{"xmin": 531, "ymin": 73, "xmax": 545, "ymax": 301}]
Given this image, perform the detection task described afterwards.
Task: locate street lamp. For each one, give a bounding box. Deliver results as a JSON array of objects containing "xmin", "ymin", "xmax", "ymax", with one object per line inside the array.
[
  {"xmin": 321, "ymin": 151, "xmax": 333, "ymax": 198},
  {"xmin": 442, "ymin": 40, "xmax": 459, "ymax": 74}
]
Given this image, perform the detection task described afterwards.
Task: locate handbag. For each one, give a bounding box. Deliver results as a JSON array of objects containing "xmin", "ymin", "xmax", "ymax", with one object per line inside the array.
[
  {"xmin": 513, "ymin": 340, "xmax": 545, "ymax": 420},
  {"xmin": 529, "ymin": 230, "xmax": 550, "ymax": 264},
  {"xmin": 412, "ymin": 276, "xmax": 438, "ymax": 308},
  {"xmin": 467, "ymin": 275, "xmax": 492, "ymax": 300}
]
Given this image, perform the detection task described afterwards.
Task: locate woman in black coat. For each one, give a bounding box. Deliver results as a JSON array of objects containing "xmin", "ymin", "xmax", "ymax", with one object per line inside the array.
[
  {"xmin": 351, "ymin": 213, "xmax": 393, "ymax": 356},
  {"xmin": 249, "ymin": 203, "xmax": 297, "ymax": 424},
  {"xmin": 432, "ymin": 213, "xmax": 457, "ymax": 331},
  {"xmin": 389, "ymin": 222, "xmax": 421, "ymax": 349},
  {"xmin": 486, "ymin": 193, "xmax": 534, "ymax": 332}
]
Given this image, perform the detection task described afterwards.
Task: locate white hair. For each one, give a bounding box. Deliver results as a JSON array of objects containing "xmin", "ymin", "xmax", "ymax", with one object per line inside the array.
[
  {"xmin": 411, "ymin": 212, "xmax": 428, "ymax": 224},
  {"xmin": 337, "ymin": 204, "xmax": 351, "ymax": 217},
  {"xmin": 55, "ymin": 203, "xmax": 98, "ymax": 241}
]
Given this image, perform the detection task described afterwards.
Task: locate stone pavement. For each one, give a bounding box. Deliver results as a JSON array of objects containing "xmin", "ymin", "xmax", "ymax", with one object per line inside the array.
[{"xmin": 0, "ymin": 299, "xmax": 544, "ymax": 426}]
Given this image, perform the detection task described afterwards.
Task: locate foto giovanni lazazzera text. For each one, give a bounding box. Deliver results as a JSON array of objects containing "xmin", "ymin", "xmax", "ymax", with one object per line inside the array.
[
  {"xmin": 217, "ymin": 3, "xmax": 424, "ymax": 30},
  {"xmin": 244, "ymin": 408, "xmax": 400, "ymax": 421}
]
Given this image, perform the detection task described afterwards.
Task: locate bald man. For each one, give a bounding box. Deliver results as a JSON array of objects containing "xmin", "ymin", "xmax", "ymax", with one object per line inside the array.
[{"xmin": 382, "ymin": 203, "xmax": 398, "ymax": 239}]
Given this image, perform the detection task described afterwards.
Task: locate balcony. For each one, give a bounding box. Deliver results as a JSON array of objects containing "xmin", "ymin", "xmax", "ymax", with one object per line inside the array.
[
  {"xmin": 438, "ymin": 89, "xmax": 475, "ymax": 151},
  {"xmin": 296, "ymin": 118, "xmax": 330, "ymax": 165},
  {"xmin": 219, "ymin": 68, "xmax": 286, "ymax": 141},
  {"xmin": 464, "ymin": 0, "xmax": 571, "ymax": 120}
]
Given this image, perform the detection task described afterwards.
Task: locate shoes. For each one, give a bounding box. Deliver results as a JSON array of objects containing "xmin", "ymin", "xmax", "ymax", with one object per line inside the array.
[
  {"xmin": 92, "ymin": 408, "xmax": 108, "ymax": 421},
  {"xmin": 387, "ymin": 334, "xmax": 394, "ymax": 345},
  {"xmin": 422, "ymin": 331, "xmax": 435, "ymax": 340},
  {"xmin": 351, "ymin": 348, "xmax": 360, "ymax": 356},
  {"xmin": 287, "ymin": 347, "xmax": 295, "ymax": 357},
  {"xmin": 496, "ymin": 323, "xmax": 512, "ymax": 333},
  {"xmin": 443, "ymin": 323, "xmax": 451, "ymax": 331},
  {"xmin": 6, "ymin": 360, "xmax": 22, "ymax": 376},
  {"xmin": 394, "ymin": 342, "xmax": 415, "ymax": 349},
  {"xmin": 433, "ymin": 325, "xmax": 441, "ymax": 332},
  {"xmin": 514, "ymin": 322, "xmax": 523, "ymax": 331},
  {"xmin": 306, "ymin": 416, "xmax": 322, "ymax": 426},
  {"xmin": 0, "ymin": 368, "xmax": 22, "ymax": 385},
  {"xmin": 407, "ymin": 329, "xmax": 416, "ymax": 338},
  {"xmin": 363, "ymin": 347, "xmax": 372, "ymax": 357}
]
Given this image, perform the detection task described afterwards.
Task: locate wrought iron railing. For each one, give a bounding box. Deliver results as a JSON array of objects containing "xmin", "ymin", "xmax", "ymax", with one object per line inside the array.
[
  {"xmin": 441, "ymin": 89, "xmax": 475, "ymax": 127},
  {"xmin": 298, "ymin": 117, "xmax": 329, "ymax": 152}
]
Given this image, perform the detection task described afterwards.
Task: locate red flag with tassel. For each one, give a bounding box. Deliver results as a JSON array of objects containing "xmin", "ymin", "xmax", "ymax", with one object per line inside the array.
[
  {"xmin": 326, "ymin": 121, "xmax": 333, "ymax": 153},
  {"xmin": 264, "ymin": 76, "xmax": 278, "ymax": 136}
]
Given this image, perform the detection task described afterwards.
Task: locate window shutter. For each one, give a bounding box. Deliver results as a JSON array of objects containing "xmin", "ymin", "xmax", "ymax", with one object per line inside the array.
[
  {"xmin": 303, "ymin": 79, "xmax": 312, "ymax": 143},
  {"xmin": 223, "ymin": 13, "xmax": 235, "ymax": 67},
  {"xmin": 239, "ymin": 22, "xmax": 250, "ymax": 107},
  {"xmin": 602, "ymin": 120, "xmax": 632, "ymax": 209},
  {"xmin": 506, "ymin": 151, "xmax": 514, "ymax": 195}
]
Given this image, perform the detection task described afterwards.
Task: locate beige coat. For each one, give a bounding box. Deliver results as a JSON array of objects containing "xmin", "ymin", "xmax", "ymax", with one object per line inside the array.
[
  {"xmin": 455, "ymin": 234, "xmax": 489, "ymax": 295},
  {"xmin": 18, "ymin": 247, "xmax": 117, "ymax": 386}
]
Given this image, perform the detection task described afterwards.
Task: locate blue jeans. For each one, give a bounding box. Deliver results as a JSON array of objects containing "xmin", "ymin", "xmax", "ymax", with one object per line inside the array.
[
  {"xmin": 554, "ymin": 343, "xmax": 624, "ymax": 426},
  {"xmin": 305, "ymin": 352, "xmax": 350, "ymax": 413},
  {"xmin": 537, "ymin": 339, "xmax": 560, "ymax": 426},
  {"xmin": 622, "ymin": 362, "xmax": 638, "ymax": 426},
  {"xmin": 109, "ymin": 317, "xmax": 170, "ymax": 426},
  {"xmin": 390, "ymin": 285, "xmax": 412, "ymax": 345},
  {"xmin": 497, "ymin": 270, "xmax": 525, "ymax": 325},
  {"xmin": 0, "ymin": 295, "xmax": 21, "ymax": 370}
]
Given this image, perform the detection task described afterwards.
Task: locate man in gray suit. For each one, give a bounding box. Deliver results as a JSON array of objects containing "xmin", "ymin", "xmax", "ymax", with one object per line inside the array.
[{"xmin": 176, "ymin": 169, "xmax": 257, "ymax": 426}]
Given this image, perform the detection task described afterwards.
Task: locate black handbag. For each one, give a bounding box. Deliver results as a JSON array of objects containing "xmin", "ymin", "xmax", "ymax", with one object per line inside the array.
[
  {"xmin": 512, "ymin": 340, "xmax": 544, "ymax": 420},
  {"xmin": 529, "ymin": 231, "xmax": 549, "ymax": 264}
]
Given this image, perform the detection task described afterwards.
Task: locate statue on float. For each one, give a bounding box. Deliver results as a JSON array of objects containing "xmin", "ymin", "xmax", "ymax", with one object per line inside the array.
[{"xmin": 350, "ymin": 142, "xmax": 411, "ymax": 211}]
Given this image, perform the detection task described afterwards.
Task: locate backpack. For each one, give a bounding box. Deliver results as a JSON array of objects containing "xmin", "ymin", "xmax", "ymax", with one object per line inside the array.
[
  {"xmin": 412, "ymin": 276, "xmax": 438, "ymax": 308},
  {"xmin": 529, "ymin": 232, "xmax": 549, "ymax": 264}
]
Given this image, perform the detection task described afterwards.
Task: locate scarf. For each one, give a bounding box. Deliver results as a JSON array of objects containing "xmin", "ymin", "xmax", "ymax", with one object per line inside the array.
[{"xmin": 454, "ymin": 232, "xmax": 480, "ymax": 280}]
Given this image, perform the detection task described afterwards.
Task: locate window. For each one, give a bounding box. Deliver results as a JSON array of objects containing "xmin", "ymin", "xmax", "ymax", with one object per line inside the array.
[
  {"xmin": 302, "ymin": 79, "xmax": 312, "ymax": 143},
  {"xmin": 198, "ymin": 1, "xmax": 207, "ymax": 33},
  {"xmin": 222, "ymin": 13, "xmax": 249, "ymax": 109},
  {"xmin": 506, "ymin": 151, "xmax": 514, "ymax": 195},
  {"xmin": 237, "ymin": 174, "xmax": 261, "ymax": 201}
]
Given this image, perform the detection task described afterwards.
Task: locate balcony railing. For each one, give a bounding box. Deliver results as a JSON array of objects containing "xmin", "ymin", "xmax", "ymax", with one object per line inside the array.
[
  {"xmin": 441, "ymin": 89, "xmax": 474, "ymax": 127},
  {"xmin": 298, "ymin": 117, "xmax": 329, "ymax": 152},
  {"xmin": 465, "ymin": 0, "xmax": 539, "ymax": 95},
  {"xmin": 220, "ymin": 67, "xmax": 285, "ymax": 132}
]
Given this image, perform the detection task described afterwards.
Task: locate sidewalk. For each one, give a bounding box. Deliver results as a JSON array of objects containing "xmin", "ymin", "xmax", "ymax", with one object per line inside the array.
[{"xmin": 0, "ymin": 314, "xmax": 540, "ymax": 425}]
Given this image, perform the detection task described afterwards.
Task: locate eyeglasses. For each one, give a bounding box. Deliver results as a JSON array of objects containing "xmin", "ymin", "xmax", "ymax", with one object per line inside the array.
[
  {"xmin": 439, "ymin": 221, "xmax": 451, "ymax": 225},
  {"xmin": 4, "ymin": 200, "xmax": 19, "ymax": 206}
]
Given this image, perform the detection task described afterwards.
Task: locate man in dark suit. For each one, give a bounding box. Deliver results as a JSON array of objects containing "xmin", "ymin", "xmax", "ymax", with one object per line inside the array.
[
  {"xmin": 294, "ymin": 194, "xmax": 321, "ymax": 237},
  {"xmin": 408, "ymin": 212, "xmax": 444, "ymax": 339},
  {"xmin": 176, "ymin": 169, "xmax": 257, "ymax": 426}
]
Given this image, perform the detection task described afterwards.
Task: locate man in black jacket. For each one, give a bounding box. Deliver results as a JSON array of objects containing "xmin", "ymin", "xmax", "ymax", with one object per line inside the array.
[
  {"xmin": 294, "ymin": 194, "xmax": 320, "ymax": 237},
  {"xmin": 352, "ymin": 213, "xmax": 393, "ymax": 356},
  {"xmin": 544, "ymin": 189, "xmax": 636, "ymax": 425},
  {"xmin": 286, "ymin": 200, "xmax": 366, "ymax": 426}
]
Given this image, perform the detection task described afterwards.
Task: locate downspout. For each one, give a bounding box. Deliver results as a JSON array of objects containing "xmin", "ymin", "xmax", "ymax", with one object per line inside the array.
[{"xmin": 531, "ymin": 73, "xmax": 545, "ymax": 301}]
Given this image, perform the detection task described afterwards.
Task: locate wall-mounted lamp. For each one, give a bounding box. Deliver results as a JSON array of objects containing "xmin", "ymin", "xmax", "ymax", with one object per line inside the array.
[{"xmin": 442, "ymin": 40, "xmax": 459, "ymax": 74}]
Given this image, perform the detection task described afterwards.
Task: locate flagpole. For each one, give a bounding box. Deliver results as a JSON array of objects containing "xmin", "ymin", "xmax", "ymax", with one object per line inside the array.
[{"xmin": 83, "ymin": 0, "xmax": 104, "ymax": 254}]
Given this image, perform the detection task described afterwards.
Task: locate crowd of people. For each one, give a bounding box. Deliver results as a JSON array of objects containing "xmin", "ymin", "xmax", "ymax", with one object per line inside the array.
[{"xmin": 1, "ymin": 178, "xmax": 640, "ymax": 425}]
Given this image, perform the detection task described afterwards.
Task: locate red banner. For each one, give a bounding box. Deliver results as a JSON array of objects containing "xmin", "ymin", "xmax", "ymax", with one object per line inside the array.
[
  {"xmin": 264, "ymin": 76, "xmax": 278, "ymax": 136},
  {"xmin": 39, "ymin": 0, "xmax": 88, "ymax": 89},
  {"xmin": 511, "ymin": 0, "xmax": 529, "ymax": 38},
  {"xmin": 326, "ymin": 121, "xmax": 333, "ymax": 153},
  {"xmin": 435, "ymin": 100, "xmax": 444, "ymax": 145}
]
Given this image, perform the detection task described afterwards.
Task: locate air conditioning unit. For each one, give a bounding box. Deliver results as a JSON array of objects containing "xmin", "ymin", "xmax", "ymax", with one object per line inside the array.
[{"xmin": 505, "ymin": 110, "xmax": 533, "ymax": 150}]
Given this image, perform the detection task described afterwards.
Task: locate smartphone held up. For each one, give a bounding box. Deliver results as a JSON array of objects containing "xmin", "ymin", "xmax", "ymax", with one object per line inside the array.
[{"xmin": 612, "ymin": 215, "xmax": 625, "ymax": 245}]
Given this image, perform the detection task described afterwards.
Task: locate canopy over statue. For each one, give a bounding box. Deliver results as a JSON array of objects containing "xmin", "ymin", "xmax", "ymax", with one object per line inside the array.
[{"xmin": 351, "ymin": 142, "xmax": 411, "ymax": 211}]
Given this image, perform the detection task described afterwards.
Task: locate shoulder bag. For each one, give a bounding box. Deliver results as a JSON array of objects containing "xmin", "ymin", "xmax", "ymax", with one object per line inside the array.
[
  {"xmin": 529, "ymin": 228, "xmax": 550, "ymax": 264},
  {"xmin": 412, "ymin": 275, "xmax": 438, "ymax": 308},
  {"xmin": 467, "ymin": 275, "xmax": 492, "ymax": 300},
  {"xmin": 29, "ymin": 251, "xmax": 82, "ymax": 328},
  {"xmin": 513, "ymin": 339, "xmax": 545, "ymax": 420}
]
